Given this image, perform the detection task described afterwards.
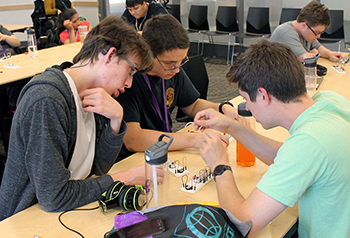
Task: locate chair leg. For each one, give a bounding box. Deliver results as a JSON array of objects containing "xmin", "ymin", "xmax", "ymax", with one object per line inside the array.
[
  {"xmin": 227, "ymin": 33, "xmax": 231, "ymax": 65},
  {"xmin": 197, "ymin": 31, "xmax": 202, "ymax": 55},
  {"xmin": 200, "ymin": 33, "xmax": 205, "ymax": 56},
  {"xmin": 231, "ymin": 35, "xmax": 236, "ymax": 65}
]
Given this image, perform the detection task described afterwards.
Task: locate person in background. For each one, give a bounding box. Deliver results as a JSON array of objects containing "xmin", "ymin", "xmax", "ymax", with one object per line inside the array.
[
  {"xmin": 122, "ymin": 0, "xmax": 167, "ymax": 33},
  {"xmin": 56, "ymin": 8, "xmax": 90, "ymax": 44},
  {"xmin": 194, "ymin": 39, "xmax": 350, "ymax": 237},
  {"xmin": 0, "ymin": 24, "xmax": 21, "ymax": 112},
  {"xmin": 270, "ymin": 1, "xmax": 343, "ymax": 62},
  {"xmin": 0, "ymin": 24, "xmax": 20, "ymax": 56},
  {"xmin": 115, "ymin": 14, "xmax": 236, "ymax": 161},
  {"xmin": 44, "ymin": 0, "xmax": 73, "ymax": 16},
  {"xmin": 0, "ymin": 16, "xmax": 156, "ymax": 222}
]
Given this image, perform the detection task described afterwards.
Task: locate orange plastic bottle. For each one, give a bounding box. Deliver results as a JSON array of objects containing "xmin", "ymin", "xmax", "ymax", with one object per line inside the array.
[{"xmin": 236, "ymin": 102, "xmax": 256, "ymax": 167}]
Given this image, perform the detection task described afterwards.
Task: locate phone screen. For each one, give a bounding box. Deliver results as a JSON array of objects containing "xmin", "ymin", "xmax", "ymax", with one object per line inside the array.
[{"xmin": 104, "ymin": 217, "xmax": 165, "ymax": 238}]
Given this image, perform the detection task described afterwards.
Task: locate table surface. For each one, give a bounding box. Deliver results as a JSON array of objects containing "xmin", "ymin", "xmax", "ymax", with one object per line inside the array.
[
  {"xmin": 0, "ymin": 56, "xmax": 348, "ymax": 238},
  {"xmin": 0, "ymin": 42, "xmax": 82, "ymax": 87},
  {"xmin": 2, "ymin": 24, "xmax": 32, "ymax": 32}
]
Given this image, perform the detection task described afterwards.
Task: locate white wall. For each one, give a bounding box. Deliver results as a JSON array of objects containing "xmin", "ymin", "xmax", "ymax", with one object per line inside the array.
[{"xmin": 0, "ymin": 0, "xmax": 99, "ymax": 41}]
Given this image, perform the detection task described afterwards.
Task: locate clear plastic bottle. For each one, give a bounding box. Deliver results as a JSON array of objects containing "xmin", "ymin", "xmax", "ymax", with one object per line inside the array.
[
  {"xmin": 304, "ymin": 54, "xmax": 320, "ymax": 91},
  {"xmin": 236, "ymin": 102, "xmax": 256, "ymax": 167},
  {"xmin": 27, "ymin": 28, "xmax": 38, "ymax": 58},
  {"xmin": 145, "ymin": 134, "xmax": 173, "ymax": 208}
]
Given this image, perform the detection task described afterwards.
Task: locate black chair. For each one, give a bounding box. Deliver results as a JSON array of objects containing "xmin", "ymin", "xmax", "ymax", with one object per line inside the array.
[
  {"xmin": 279, "ymin": 8, "xmax": 301, "ymax": 25},
  {"xmin": 203, "ymin": 6, "xmax": 239, "ymax": 65},
  {"xmin": 235, "ymin": 7, "xmax": 271, "ymax": 49},
  {"xmin": 167, "ymin": 4, "xmax": 181, "ymax": 23},
  {"xmin": 176, "ymin": 55, "xmax": 209, "ymax": 123},
  {"xmin": 245, "ymin": 7, "xmax": 271, "ymax": 36},
  {"xmin": 188, "ymin": 5, "xmax": 209, "ymax": 55},
  {"xmin": 318, "ymin": 10, "xmax": 344, "ymax": 52}
]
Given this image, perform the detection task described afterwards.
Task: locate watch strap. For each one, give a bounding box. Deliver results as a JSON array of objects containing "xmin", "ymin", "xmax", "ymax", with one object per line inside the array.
[{"xmin": 219, "ymin": 101, "xmax": 234, "ymax": 114}]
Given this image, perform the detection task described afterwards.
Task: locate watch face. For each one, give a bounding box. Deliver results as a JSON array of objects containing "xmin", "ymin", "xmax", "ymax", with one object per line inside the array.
[
  {"xmin": 214, "ymin": 165, "xmax": 224, "ymax": 176},
  {"xmin": 214, "ymin": 165, "xmax": 231, "ymax": 178}
]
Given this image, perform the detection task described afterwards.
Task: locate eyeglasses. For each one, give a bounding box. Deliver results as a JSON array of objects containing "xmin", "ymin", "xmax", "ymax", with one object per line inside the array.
[
  {"xmin": 156, "ymin": 56, "xmax": 189, "ymax": 71},
  {"xmin": 124, "ymin": 57, "xmax": 138, "ymax": 76},
  {"xmin": 306, "ymin": 23, "xmax": 324, "ymax": 36}
]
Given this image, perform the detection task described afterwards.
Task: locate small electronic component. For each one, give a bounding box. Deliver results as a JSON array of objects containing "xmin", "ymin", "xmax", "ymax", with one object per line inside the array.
[
  {"xmin": 168, "ymin": 157, "xmax": 189, "ymax": 177},
  {"xmin": 180, "ymin": 167, "xmax": 213, "ymax": 194},
  {"xmin": 332, "ymin": 55, "xmax": 349, "ymax": 74}
]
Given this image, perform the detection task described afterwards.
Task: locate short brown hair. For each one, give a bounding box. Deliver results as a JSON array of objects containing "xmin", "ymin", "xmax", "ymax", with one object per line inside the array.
[
  {"xmin": 226, "ymin": 39, "xmax": 306, "ymax": 103},
  {"xmin": 73, "ymin": 15, "xmax": 153, "ymax": 72},
  {"xmin": 142, "ymin": 14, "xmax": 190, "ymax": 56},
  {"xmin": 297, "ymin": 1, "xmax": 330, "ymax": 27}
]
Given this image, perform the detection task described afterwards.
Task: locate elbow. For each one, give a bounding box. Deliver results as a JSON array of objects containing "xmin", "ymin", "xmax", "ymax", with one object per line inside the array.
[
  {"xmin": 124, "ymin": 140, "xmax": 138, "ymax": 152},
  {"xmin": 14, "ymin": 41, "xmax": 21, "ymax": 48},
  {"xmin": 40, "ymin": 201, "xmax": 63, "ymax": 213}
]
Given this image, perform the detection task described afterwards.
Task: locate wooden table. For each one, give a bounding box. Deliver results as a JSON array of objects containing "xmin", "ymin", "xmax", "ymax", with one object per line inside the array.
[
  {"xmin": 316, "ymin": 55, "xmax": 350, "ymax": 100},
  {"xmin": 0, "ymin": 110, "xmax": 294, "ymax": 238},
  {"xmin": 0, "ymin": 42, "xmax": 82, "ymax": 88},
  {"xmin": 0, "ymin": 55, "xmax": 348, "ymax": 238},
  {"xmin": 2, "ymin": 24, "xmax": 32, "ymax": 33}
]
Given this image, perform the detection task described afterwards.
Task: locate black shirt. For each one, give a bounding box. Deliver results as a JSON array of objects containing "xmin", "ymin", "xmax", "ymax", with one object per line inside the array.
[
  {"xmin": 115, "ymin": 68, "xmax": 200, "ymax": 160},
  {"xmin": 122, "ymin": 3, "xmax": 168, "ymax": 31}
]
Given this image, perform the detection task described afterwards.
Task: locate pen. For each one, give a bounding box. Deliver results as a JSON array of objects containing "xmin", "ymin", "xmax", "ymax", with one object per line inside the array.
[{"xmin": 269, "ymin": 222, "xmax": 274, "ymax": 238}]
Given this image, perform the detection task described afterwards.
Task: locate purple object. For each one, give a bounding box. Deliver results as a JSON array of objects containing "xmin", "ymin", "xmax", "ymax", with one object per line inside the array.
[{"xmin": 114, "ymin": 211, "xmax": 150, "ymax": 237}]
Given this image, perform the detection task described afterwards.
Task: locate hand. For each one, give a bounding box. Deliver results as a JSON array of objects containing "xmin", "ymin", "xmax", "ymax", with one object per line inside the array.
[
  {"xmin": 63, "ymin": 19, "xmax": 74, "ymax": 31},
  {"xmin": 329, "ymin": 51, "xmax": 345, "ymax": 61},
  {"xmin": 199, "ymin": 129, "xmax": 230, "ymax": 171},
  {"xmin": 111, "ymin": 164, "xmax": 164, "ymax": 186},
  {"xmin": 194, "ymin": 108, "xmax": 235, "ymax": 133},
  {"xmin": 80, "ymin": 88, "xmax": 123, "ymax": 134},
  {"xmin": 222, "ymin": 104, "xmax": 238, "ymax": 120}
]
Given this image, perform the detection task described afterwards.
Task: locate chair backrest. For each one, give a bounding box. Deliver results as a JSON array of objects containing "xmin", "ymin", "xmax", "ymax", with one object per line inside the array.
[
  {"xmin": 167, "ymin": 4, "xmax": 181, "ymax": 23},
  {"xmin": 321, "ymin": 10, "xmax": 344, "ymax": 39},
  {"xmin": 188, "ymin": 5, "xmax": 209, "ymax": 31},
  {"xmin": 246, "ymin": 7, "xmax": 270, "ymax": 34},
  {"xmin": 279, "ymin": 8, "xmax": 301, "ymax": 25},
  {"xmin": 176, "ymin": 55, "xmax": 209, "ymax": 122},
  {"xmin": 216, "ymin": 6, "xmax": 239, "ymax": 33}
]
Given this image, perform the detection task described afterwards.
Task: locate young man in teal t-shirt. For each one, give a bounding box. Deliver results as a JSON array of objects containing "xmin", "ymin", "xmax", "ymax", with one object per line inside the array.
[{"xmin": 194, "ymin": 39, "xmax": 350, "ymax": 237}]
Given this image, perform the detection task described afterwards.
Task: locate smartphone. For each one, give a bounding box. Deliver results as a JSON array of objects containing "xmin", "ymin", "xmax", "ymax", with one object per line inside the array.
[{"xmin": 104, "ymin": 217, "xmax": 165, "ymax": 238}]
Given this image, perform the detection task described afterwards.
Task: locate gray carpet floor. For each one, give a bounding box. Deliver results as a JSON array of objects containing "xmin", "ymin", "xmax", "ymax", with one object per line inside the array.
[{"xmin": 171, "ymin": 57, "xmax": 240, "ymax": 132}]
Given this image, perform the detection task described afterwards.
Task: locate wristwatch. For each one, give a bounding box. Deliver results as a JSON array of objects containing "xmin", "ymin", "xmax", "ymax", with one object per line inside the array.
[
  {"xmin": 219, "ymin": 101, "xmax": 234, "ymax": 114},
  {"xmin": 213, "ymin": 164, "xmax": 232, "ymax": 180}
]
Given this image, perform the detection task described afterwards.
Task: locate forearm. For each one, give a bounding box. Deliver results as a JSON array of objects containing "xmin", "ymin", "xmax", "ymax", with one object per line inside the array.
[
  {"xmin": 124, "ymin": 127, "xmax": 200, "ymax": 152},
  {"xmin": 317, "ymin": 45, "xmax": 333, "ymax": 59},
  {"xmin": 228, "ymin": 122, "xmax": 282, "ymax": 165},
  {"xmin": 93, "ymin": 121, "xmax": 127, "ymax": 175},
  {"xmin": 182, "ymin": 99, "xmax": 220, "ymax": 118},
  {"xmin": 2, "ymin": 35, "xmax": 20, "ymax": 47},
  {"xmin": 215, "ymin": 172, "xmax": 285, "ymax": 237},
  {"xmin": 69, "ymin": 29, "xmax": 76, "ymax": 43}
]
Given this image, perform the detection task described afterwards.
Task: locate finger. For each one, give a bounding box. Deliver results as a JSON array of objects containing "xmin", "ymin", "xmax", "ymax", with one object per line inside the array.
[{"xmin": 80, "ymin": 88, "xmax": 105, "ymax": 99}]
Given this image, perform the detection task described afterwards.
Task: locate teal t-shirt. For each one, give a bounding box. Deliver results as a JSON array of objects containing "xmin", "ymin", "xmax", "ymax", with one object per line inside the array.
[{"xmin": 257, "ymin": 91, "xmax": 350, "ymax": 238}]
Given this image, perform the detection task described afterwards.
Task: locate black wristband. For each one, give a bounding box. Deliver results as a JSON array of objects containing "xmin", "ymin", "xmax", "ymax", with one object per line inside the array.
[
  {"xmin": 213, "ymin": 164, "xmax": 232, "ymax": 181},
  {"xmin": 219, "ymin": 101, "xmax": 234, "ymax": 114}
]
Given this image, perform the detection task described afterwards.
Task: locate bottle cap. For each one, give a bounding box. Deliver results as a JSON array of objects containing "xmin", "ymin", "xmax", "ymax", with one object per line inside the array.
[
  {"xmin": 303, "ymin": 53, "xmax": 320, "ymax": 68},
  {"xmin": 238, "ymin": 102, "xmax": 252, "ymax": 117},
  {"xmin": 26, "ymin": 28, "xmax": 35, "ymax": 35},
  {"xmin": 145, "ymin": 134, "xmax": 173, "ymax": 165}
]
